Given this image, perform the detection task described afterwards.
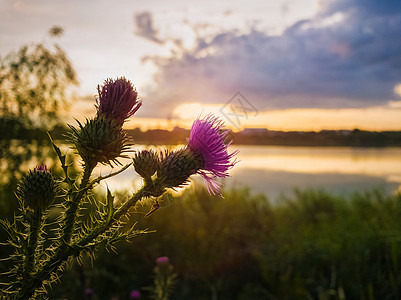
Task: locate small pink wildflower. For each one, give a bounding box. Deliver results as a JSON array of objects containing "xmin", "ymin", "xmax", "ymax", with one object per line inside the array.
[{"xmin": 156, "ymin": 256, "xmax": 169, "ymax": 264}]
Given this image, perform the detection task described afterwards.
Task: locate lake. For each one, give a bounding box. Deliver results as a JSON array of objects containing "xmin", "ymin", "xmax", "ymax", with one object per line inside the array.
[{"xmin": 96, "ymin": 145, "xmax": 401, "ymax": 202}]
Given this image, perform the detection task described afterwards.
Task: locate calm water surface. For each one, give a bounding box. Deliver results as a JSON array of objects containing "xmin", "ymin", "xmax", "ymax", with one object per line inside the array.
[{"xmin": 98, "ymin": 146, "xmax": 401, "ymax": 201}]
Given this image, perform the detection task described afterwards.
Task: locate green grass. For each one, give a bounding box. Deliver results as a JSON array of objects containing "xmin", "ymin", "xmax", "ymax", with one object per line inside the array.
[{"xmin": 42, "ymin": 186, "xmax": 401, "ymax": 299}]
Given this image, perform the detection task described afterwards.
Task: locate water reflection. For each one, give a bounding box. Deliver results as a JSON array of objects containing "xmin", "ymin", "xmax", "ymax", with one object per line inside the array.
[
  {"xmin": 97, "ymin": 145, "xmax": 401, "ymax": 201},
  {"xmin": 232, "ymin": 146, "xmax": 401, "ymax": 174},
  {"xmin": 227, "ymin": 146, "xmax": 401, "ymax": 200}
]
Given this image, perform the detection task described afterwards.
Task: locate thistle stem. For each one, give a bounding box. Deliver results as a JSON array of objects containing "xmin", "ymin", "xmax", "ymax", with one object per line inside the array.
[
  {"xmin": 61, "ymin": 162, "xmax": 95, "ymax": 244},
  {"xmin": 23, "ymin": 210, "xmax": 42, "ymax": 280}
]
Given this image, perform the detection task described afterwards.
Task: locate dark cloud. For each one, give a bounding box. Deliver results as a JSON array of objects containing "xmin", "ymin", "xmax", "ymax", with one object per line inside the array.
[
  {"xmin": 140, "ymin": 0, "xmax": 401, "ymax": 117},
  {"xmin": 322, "ymin": 0, "xmax": 401, "ymax": 17},
  {"xmin": 134, "ymin": 11, "xmax": 163, "ymax": 44}
]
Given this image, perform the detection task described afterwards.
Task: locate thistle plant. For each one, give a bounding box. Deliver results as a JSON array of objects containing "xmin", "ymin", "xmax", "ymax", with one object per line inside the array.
[
  {"xmin": 147, "ymin": 257, "xmax": 177, "ymax": 300},
  {"xmin": 0, "ymin": 77, "xmax": 238, "ymax": 299}
]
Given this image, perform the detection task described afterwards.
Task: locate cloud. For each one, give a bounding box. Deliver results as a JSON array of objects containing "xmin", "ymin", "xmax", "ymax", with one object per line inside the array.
[
  {"xmin": 134, "ymin": 11, "xmax": 163, "ymax": 44},
  {"xmin": 140, "ymin": 0, "xmax": 401, "ymax": 118},
  {"xmin": 321, "ymin": 0, "xmax": 401, "ymax": 17}
]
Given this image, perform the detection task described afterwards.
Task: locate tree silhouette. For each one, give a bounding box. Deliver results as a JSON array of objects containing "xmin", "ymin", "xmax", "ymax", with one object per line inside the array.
[
  {"xmin": 0, "ymin": 26, "xmax": 78, "ymax": 129},
  {"xmin": 0, "ymin": 26, "xmax": 78, "ymax": 218}
]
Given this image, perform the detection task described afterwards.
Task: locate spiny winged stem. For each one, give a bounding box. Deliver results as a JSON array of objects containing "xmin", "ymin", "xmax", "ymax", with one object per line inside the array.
[
  {"xmin": 15, "ymin": 182, "xmax": 151, "ymax": 300},
  {"xmin": 77, "ymin": 186, "xmax": 147, "ymax": 246},
  {"xmin": 23, "ymin": 209, "xmax": 43, "ymax": 280},
  {"xmin": 61, "ymin": 162, "xmax": 96, "ymax": 245}
]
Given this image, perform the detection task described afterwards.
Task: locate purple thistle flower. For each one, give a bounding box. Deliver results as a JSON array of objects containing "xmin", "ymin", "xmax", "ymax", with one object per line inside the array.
[
  {"xmin": 96, "ymin": 77, "xmax": 142, "ymax": 126},
  {"xmin": 187, "ymin": 114, "xmax": 238, "ymax": 195}
]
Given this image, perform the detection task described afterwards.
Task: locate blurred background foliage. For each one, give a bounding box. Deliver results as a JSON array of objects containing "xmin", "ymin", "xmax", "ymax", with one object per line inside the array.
[
  {"xmin": 0, "ymin": 26, "xmax": 78, "ymax": 218},
  {"xmin": 46, "ymin": 186, "xmax": 401, "ymax": 299},
  {"xmin": 0, "ymin": 25, "xmax": 77, "ymax": 128}
]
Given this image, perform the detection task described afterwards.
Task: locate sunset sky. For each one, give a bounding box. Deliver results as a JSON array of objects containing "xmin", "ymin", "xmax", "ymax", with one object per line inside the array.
[{"xmin": 1, "ymin": 0, "xmax": 401, "ymax": 131}]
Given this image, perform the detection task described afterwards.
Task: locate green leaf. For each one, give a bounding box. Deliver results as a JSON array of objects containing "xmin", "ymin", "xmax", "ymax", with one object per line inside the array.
[
  {"xmin": 47, "ymin": 132, "xmax": 74, "ymax": 186},
  {"xmin": 106, "ymin": 187, "xmax": 115, "ymax": 224},
  {"xmin": 47, "ymin": 132, "xmax": 65, "ymax": 164}
]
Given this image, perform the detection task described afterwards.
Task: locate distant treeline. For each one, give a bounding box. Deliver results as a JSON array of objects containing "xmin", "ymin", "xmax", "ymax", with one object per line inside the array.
[
  {"xmin": 2, "ymin": 117, "xmax": 401, "ymax": 147},
  {"xmin": 232, "ymin": 129, "xmax": 401, "ymax": 147},
  {"xmin": 126, "ymin": 127, "xmax": 401, "ymax": 147}
]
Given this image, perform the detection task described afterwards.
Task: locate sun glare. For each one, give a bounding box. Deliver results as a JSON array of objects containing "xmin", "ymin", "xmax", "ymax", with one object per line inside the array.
[
  {"xmin": 394, "ymin": 83, "xmax": 401, "ymax": 97},
  {"xmin": 173, "ymin": 102, "xmax": 223, "ymax": 120}
]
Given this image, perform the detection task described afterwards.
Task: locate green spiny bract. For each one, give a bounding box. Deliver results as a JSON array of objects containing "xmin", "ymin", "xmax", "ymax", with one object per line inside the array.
[
  {"xmin": 68, "ymin": 116, "xmax": 132, "ymax": 167},
  {"xmin": 155, "ymin": 148, "xmax": 203, "ymax": 189},
  {"xmin": 133, "ymin": 150, "xmax": 159, "ymax": 179},
  {"xmin": 16, "ymin": 165, "xmax": 57, "ymax": 211}
]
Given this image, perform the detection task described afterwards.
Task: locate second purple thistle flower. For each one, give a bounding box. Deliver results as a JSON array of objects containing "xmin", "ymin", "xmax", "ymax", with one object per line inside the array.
[{"xmin": 187, "ymin": 114, "xmax": 239, "ymax": 195}]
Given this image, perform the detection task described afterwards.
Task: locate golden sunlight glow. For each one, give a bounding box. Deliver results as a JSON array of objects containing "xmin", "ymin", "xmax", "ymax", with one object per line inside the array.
[
  {"xmin": 394, "ymin": 83, "xmax": 401, "ymax": 97},
  {"xmin": 71, "ymin": 100, "xmax": 401, "ymax": 132},
  {"xmin": 171, "ymin": 102, "xmax": 401, "ymax": 131},
  {"xmin": 173, "ymin": 102, "xmax": 222, "ymax": 120},
  {"xmin": 125, "ymin": 117, "xmax": 191, "ymax": 131},
  {"xmin": 123, "ymin": 104, "xmax": 401, "ymax": 131},
  {"xmin": 388, "ymin": 100, "xmax": 401, "ymax": 108},
  {"xmin": 174, "ymin": 102, "xmax": 401, "ymax": 131},
  {"xmin": 258, "ymin": 107, "xmax": 401, "ymax": 131}
]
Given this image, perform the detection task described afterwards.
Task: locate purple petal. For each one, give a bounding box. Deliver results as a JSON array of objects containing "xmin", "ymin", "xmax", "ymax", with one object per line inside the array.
[{"xmin": 188, "ymin": 114, "xmax": 238, "ymax": 195}]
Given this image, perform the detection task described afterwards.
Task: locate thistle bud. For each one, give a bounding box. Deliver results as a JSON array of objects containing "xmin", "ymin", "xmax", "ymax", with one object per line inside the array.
[
  {"xmin": 133, "ymin": 150, "xmax": 159, "ymax": 179},
  {"xmin": 156, "ymin": 148, "xmax": 203, "ymax": 189},
  {"xmin": 68, "ymin": 117, "xmax": 132, "ymax": 167},
  {"xmin": 16, "ymin": 165, "xmax": 57, "ymax": 211}
]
